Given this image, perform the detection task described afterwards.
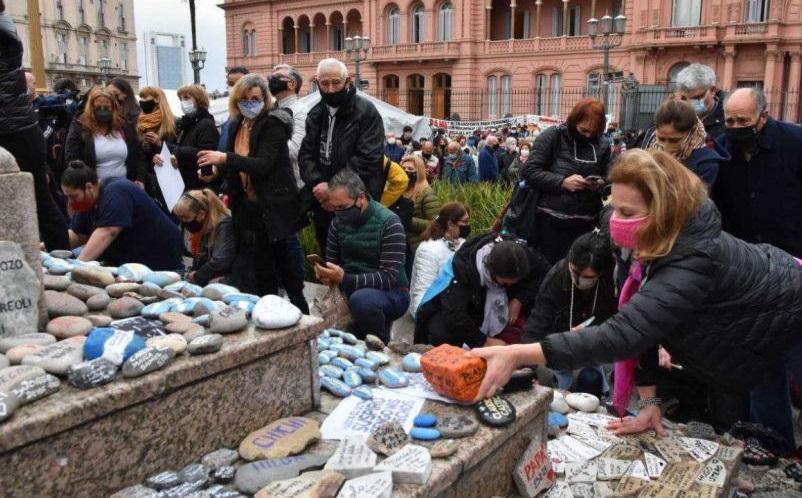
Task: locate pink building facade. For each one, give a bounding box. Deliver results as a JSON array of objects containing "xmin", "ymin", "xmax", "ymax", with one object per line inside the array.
[{"xmin": 220, "ymin": 0, "xmax": 802, "ymax": 122}]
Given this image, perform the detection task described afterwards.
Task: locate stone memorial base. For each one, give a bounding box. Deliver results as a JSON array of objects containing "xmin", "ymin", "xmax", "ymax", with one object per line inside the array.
[{"xmin": 0, "ymin": 316, "xmax": 324, "ymax": 498}]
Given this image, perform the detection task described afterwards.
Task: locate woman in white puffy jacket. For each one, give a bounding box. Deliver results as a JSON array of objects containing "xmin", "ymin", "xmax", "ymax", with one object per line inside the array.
[{"xmin": 408, "ymin": 202, "xmax": 471, "ymax": 317}]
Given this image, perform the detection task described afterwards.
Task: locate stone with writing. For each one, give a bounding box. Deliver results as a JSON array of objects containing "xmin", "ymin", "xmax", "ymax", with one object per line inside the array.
[
  {"xmin": 374, "ymin": 443, "xmax": 432, "ymax": 485},
  {"xmin": 324, "ymin": 437, "xmax": 378, "ymax": 480},
  {"xmin": 637, "ymin": 482, "xmax": 682, "ymax": 498},
  {"xmin": 147, "ymin": 333, "xmax": 188, "ymax": 354},
  {"xmin": 46, "ymin": 315, "xmax": 93, "ymax": 339},
  {"xmin": 645, "ymin": 451, "xmax": 668, "ymax": 479},
  {"xmin": 254, "ymin": 471, "xmax": 345, "ymax": 498},
  {"xmin": 212, "ymin": 465, "xmax": 235, "ymax": 484},
  {"xmin": 0, "ymin": 364, "xmax": 47, "ymax": 393},
  {"xmin": 43, "ymin": 274, "xmax": 70, "ymax": 291},
  {"xmin": 565, "ymin": 392, "xmax": 600, "ymax": 413},
  {"xmin": 475, "ymin": 395, "xmax": 517, "ymax": 427},
  {"xmin": 514, "ymin": 440, "xmax": 555, "ymax": 498},
  {"xmin": 321, "ymin": 376, "xmax": 352, "ymax": 397},
  {"xmin": 570, "ymin": 483, "xmax": 594, "ymax": 498},
  {"xmin": 596, "ymin": 458, "xmax": 631, "ymax": 480},
  {"xmin": 351, "ymin": 384, "xmax": 373, "ymax": 400},
  {"xmin": 695, "ymin": 457, "xmax": 726, "ymax": 487},
  {"xmin": 420, "ymin": 344, "xmax": 487, "ymax": 402},
  {"xmin": 378, "ymin": 367, "xmax": 408, "ymax": 388},
  {"xmin": 660, "ymin": 462, "xmax": 701, "ymax": 490},
  {"xmin": 401, "ymin": 352, "xmax": 422, "ymax": 372},
  {"xmin": 178, "ymin": 462, "xmax": 211, "ymax": 485},
  {"xmin": 209, "ymin": 306, "xmax": 248, "ymax": 334},
  {"xmin": 565, "ymin": 459, "xmax": 598, "ymax": 484},
  {"xmin": 367, "ymin": 421, "xmax": 409, "ymax": 456},
  {"xmin": 593, "ymin": 481, "xmax": 616, "ymax": 498},
  {"xmin": 122, "ymin": 346, "xmax": 174, "ymax": 377},
  {"xmin": 365, "ymin": 351, "xmax": 390, "ymax": 366},
  {"xmin": 625, "ymin": 459, "xmax": 650, "ymax": 481},
  {"xmin": 116, "ymin": 263, "xmax": 152, "ymax": 282},
  {"xmin": 202, "ymin": 448, "xmax": 239, "ymax": 470},
  {"xmin": 239, "ymin": 417, "xmax": 321, "ymax": 461},
  {"xmin": 678, "ymin": 437, "xmax": 719, "ymax": 463},
  {"xmin": 67, "ymin": 357, "xmax": 118, "ymax": 389},
  {"xmin": 715, "ymin": 445, "xmax": 742, "ymax": 462},
  {"xmin": 21, "ymin": 337, "xmax": 85, "ymax": 375},
  {"xmin": 71, "ymin": 266, "xmax": 115, "ymax": 287},
  {"xmin": 234, "ymin": 452, "xmax": 333, "ymax": 495},
  {"xmin": 436, "ymin": 414, "xmax": 479, "ymax": 440},
  {"xmin": 188, "ymin": 333, "xmax": 223, "ymax": 355},
  {"xmin": 615, "ymin": 476, "xmax": 650, "ymax": 495},
  {"xmin": 654, "ymin": 438, "xmax": 686, "ymax": 464},
  {"xmin": 604, "ymin": 443, "xmax": 642, "ymax": 461},
  {"xmin": 110, "ymin": 484, "xmax": 164, "ymax": 498},
  {"xmin": 207, "ymin": 485, "xmax": 246, "ymax": 498},
  {"xmin": 108, "ymin": 296, "xmax": 145, "ymax": 319},
  {"xmin": 336, "ymin": 471, "xmax": 393, "ymax": 498},
  {"xmin": 0, "ymin": 389, "xmax": 19, "ymax": 422},
  {"xmin": 145, "ymin": 470, "xmax": 181, "ymax": 490},
  {"xmin": 0, "ymin": 333, "xmax": 55, "ymax": 353},
  {"xmin": 0, "ymin": 243, "xmax": 40, "ymax": 338},
  {"xmin": 45, "ymin": 290, "xmax": 88, "ymax": 318},
  {"xmin": 12, "ymin": 372, "xmax": 60, "ymax": 404},
  {"xmin": 66, "ymin": 283, "xmax": 105, "ymax": 301},
  {"xmin": 84, "ymin": 327, "xmax": 146, "ymax": 365},
  {"xmin": 160, "ymin": 480, "xmax": 206, "ymax": 498}
]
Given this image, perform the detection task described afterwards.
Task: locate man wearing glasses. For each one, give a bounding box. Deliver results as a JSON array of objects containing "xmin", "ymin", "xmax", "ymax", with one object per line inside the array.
[{"xmin": 674, "ymin": 63, "xmax": 726, "ymax": 141}]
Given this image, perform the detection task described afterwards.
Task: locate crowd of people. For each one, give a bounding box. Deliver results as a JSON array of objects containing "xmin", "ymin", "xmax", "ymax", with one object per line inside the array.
[{"xmin": 3, "ymin": 0, "xmax": 802, "ymax": 456}]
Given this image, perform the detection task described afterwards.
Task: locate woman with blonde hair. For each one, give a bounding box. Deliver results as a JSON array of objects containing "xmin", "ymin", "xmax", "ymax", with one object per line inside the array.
[
  {"xmin": 173, "ymin": 189, "xmax": 235, "ymax": 285},
  {"xmin": 137, "ymin": 86, "xmax": 176, "ymax": 151},
  {"xmin": 402, "ymin": 154, "xmax": 441, "ymax": 253},
  {"xmin": 471, "ymin": 148, "xmax": 802, "ymax": 453}
]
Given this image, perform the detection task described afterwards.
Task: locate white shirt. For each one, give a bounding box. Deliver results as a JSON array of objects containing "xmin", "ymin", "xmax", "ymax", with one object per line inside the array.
[
  {"xmin": 93, "ymin": 133, "xmax": 128, "ymax": 180},
  {"xmin": 278, "ymin": 94, "xmax": 308, "ymax": 189},
  {"xmin": 408, "ymin": 237, "xmax": 464, "ymax": 317}
]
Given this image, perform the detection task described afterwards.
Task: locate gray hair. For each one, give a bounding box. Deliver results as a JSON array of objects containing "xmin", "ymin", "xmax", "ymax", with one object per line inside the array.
[
  {"xmin": 316, "ymin": 58, "xmax": 348, "ymax": 79},
  {"xmin": 724, "ymin": 87, "xmax": 768, "ymax": 115},
  {"xmin": 273, "ymin": 63, "xmax": 303, "ymax": 95},
  {"xmin": 329, "ymin": 169, "xmax": 365, "ymax": 200},
  {"xmin": 676, "ymin": 63, "xmax": 717, "ymax": 92}
]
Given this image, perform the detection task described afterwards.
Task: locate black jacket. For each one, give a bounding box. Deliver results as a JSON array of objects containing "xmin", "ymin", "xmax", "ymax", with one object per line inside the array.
[
  {"xmin": 299, "ymin": 85, "xmax": 385, "ymax": 200},
  {"xmin": 702, "ymin": 90, "xmax": 726, "ymax": 141},
  {"xmin": 224, "ymin": 108, "xmax": 300, "ymax": 243},
  {"xmin": 64, "ymin": 117, "xmax": 147, "ymax": 182},
  {"xmin": 523, "ymin": 259, "xmax": 617, "ymax": 344},
  {"xmin": 417, "ymin": 233, "xmax": 551, "ymax": 348},
  {"xmin": 522, "ymin": 125, "xmax": 611, "ymax": 217},
  {"xmin": 191, "ymin": 216, "xmax": 236, "ymax": 286},
  {"xmin": 540, "ymin": 200, "xmax": 802, "ymax": 391},
  {"xmin": 171, "ymin": 109, "xmax": 220, "ymax": 191},
  {"xmin": 0, "ymin": 12, "xmax": 37, "ymax": 135}
]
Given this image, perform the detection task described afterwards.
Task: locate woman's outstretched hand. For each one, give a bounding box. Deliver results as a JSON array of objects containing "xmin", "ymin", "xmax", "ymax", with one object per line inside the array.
[
  {"xmin": 606, "ymin": 405, "xmax": 667, "ymax": 436},
  {"xmin": 468, "ymin": 345, "xmax": 521, "ymax": 401}
]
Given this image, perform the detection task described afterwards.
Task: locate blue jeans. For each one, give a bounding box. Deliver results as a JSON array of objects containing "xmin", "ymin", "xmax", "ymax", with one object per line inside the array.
[
  {"xmin": 348, "ymin": 287, "xmax": 410, "ymax": 343},
  {"xmin": 749, "ymin": 335, "xmax": 802, "ymax": 453},
  {"xmin": 286, "ymin": 232, "xmax": 305, "ymax": 282}
]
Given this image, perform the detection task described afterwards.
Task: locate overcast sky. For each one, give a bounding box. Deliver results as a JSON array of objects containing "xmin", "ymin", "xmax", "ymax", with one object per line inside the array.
[{"xmin": 134, "ymin": 0, "xmax": 227, "ymax": 92}]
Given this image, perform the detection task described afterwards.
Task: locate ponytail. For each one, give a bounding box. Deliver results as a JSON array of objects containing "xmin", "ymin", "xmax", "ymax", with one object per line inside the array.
[
  {"xmin": 421, "ymin": 202, "xmax": 469, "ymax": 241},
  {"xmin": 175, "ymin": 189, "xmax": 231, "ymax": 247}
]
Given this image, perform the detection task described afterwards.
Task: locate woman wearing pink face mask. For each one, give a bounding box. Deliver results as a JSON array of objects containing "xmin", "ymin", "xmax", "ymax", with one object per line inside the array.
[{"xmin": 469, "ymin": 148, "xmax": 802, "ymax": 451}]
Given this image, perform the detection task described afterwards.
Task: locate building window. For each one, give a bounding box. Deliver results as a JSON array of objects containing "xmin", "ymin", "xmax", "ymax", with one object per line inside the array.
[
  {"xmin": 737, "ymin": 80, "xmax": 764, "ymax": 89},
  {"xmin": 552, "ymin": 7, "xmax": 563, "ymax": 36},
  {"xmin": 550, "ymin": 73, "xmax": 561, "ymax": 116},
  {"xmin": 56, "ymin": 1, "xmax": 64, "ymax": 21},
  {"xmin": 535, "ymin": 73, "xmax": 547, "ymax": 114},
  {"xmin": 117, "ymin": 4, "xmax": 126, "ymax": 31},
  {"xmin": 242, "ymin": 31, "xmax": 250, "ymax": 56},
  {"xmin": 744, "ymin": 0, "xmax": 770, "ymax": 22},
  {"xmin": 78, "ymin": 35, "xmax": 88, "ymax": 65},
  {"xmin": 501, "ymin": 75, "xmax": 511, "ymax": 116},
  {"xmin": 672, "ymin": 0, "xmax": 702, "ymax": 27},
  {"xmin": 568, "ymin": 5, "xmax": 581, "ymax": 36},
  {"xmin": 388, "ymin": 7, "xmax": 400, "ymax": 44},
  {"xmin": 438, "ymin": 2, "xmax": 453, "ymax": 41},
  {"xmin": 488, "ymin": 75, "xmax": 498, "ymax": 117},
  {"xmin": 56, "ymin": 32, "xmax": 68, "ymax": 64},
  {"xmin": 668, "ymin": 62, "xmax": 690, "ymax": 86},
  {"xmin": 412, "ymin": 5, "xmax": 425, "ymax": 43},
  {"xmin": 120, "ymin": 42, "xmax": 128, "ymax": 71},
  {"xmin": 301, "ymin": 28, "xmax": 311, "ymax": 53},
  {"xmin": 504, "ymin": 10, "xmax": 513, "ymax": 39},
  {"xmin": 331, "ymin": 25, "xmax": 344, "ymax": 51},
  {"xmin": 77, "ymin": 0, "xmax": 85, "ymax": 24},
  {"xmin": 98, "ymin": 0, "xmax": 105, "ymax": 27},
  {"xmin": 251, "ymin": 30, "xmax": 257, "ymax": 55},
  {"xmin": 521, "ymin": 11, "xmax": 530, "ymax": 39},
  {"xmin": 99, "ymin": 38, "xmax": 109, "ymax": 58}
]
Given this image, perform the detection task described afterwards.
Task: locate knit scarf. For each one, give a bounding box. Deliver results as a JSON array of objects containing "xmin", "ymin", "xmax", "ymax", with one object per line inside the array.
[
  {"xmin": 136, "ymin": 108, "xmax": 163, "ymax": 137},
  {"xmin": 612, "ymin": 260, "xmax": 643, "ymax": 416},
  {"xmin": 645, "ymin": 117, "xmax": 707, "ymax": 161}
]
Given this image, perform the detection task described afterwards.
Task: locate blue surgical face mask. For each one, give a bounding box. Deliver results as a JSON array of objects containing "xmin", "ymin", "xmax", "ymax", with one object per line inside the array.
[
  {"xmin": 691, "ymin": 98, "xmax": 707, "ymax": 115},
  {"xmin": 238, "ymin": 100, "xmax": 264, "ymax": 119}
]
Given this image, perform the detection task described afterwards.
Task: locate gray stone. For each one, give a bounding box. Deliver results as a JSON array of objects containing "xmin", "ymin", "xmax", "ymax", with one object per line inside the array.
[
  {"xmin": 430, "ymin": 439, "xmax": 460, "ymax": 458},
  {"xmin": 0, "ymin": 333, "xmax": 56, "ymax": 352},
  {"xmin": 43, "ymin": 275, "xmax": 70, "ymax": 291},
  {"xmin": 159, "ymin": 289, "xmax": 185, "ymax": 300},
  {"xmin": 366, "ymin": 421, "xmax": 409, "ymax": 456},
  {"xmin": 70, "ymin": 266, "xmax": 115, "ymax": 287},
  {"xmin": 207, "ymin": 485, "xmax": 245, "ymax": 498},
  {"xmin": 110, "ymin": 484, "xmax": 164, "ymax": 498},
  {"xmin": 106, "ymin": 282, "xmax": 144, "ymax": 298},
  {"xmin": 365, "ymin": 334, "xmax": 385, "ymax": 351},
  {"xmin": 436, "ymin": 413, "xmax": 480, "ymax": 439},
  {"xmin": 0, "ymin": 365, "xmax": 47, "ymax": 392},
  {"xmin": 86, "ymin": 292, "xmax": 111, "ymax": 311},
  {"xmin": 0, "ymin": 242, "xmax": 41, "ymax": 337},
  {"xmin": 45, "ymin": 290, "xmax": 88, "ymax": 318},
  {"xmin": 179, "ymin": 463, "xmax": 211, "ymax": 485},
  {"xmin": 0, "ymin": 389, "xmax": 20, "ymax": 422},
  {"xmin": 387, "ymin": 341, "xmax": 412, "ymax": 356},
  {"xmin": 162, "ymin": 481, "xmax": 206, "ymax": 498},
  {"xmin": 188, "ymin": 334, "xmax": 223, "ymax": 355},
  {"xmin": 139, "ymin": 281, "xmax": 163, "ymax": 298},
  {"xmin": 234, "ymin": 453, "xmax": 332, "ymax": 495},
  {"xmin": 21, "ymin": 338, "xmax": 85, "ymax": 375},
  {"xmin": 45, "ymin": 315, "xmax": 93, "ymax": 338},
  {"xmin": 208, "ymin": 306, "xmax": 248, "ymax": 334},
  {"xmin": 410, "ymin": 343, "xmax": 434, "ymax": 354},
  {"xmin": 0, "ymin": 354, "xmax": 8, "ymax": 370},
  {"xmin": 122, "ymin": 346, "xmax": 175, "ymax": 378},
  {"xmin": 212, "ymin": 466, "xmax": 235, "ymax": 484},
  {"xmin": 145, "ymin": 470, "xmax": 182, "ymax": 490},
  {"xmin": 201, "ymin": 448, "xmax": 239, "ymax": 469},
  {"xmin": 12, "ymin": 373, "xmax": 60, "ymax": 404},
  {"xmin": 108, "ymin": 296, "xmax": 145, "ymax": 319},
  {"xmin": 67, "ymin": 358, "xmax": 118, "ymax": 389},
  {"xmin": 66, "ymin": 283, "xmax": 105, "ymax": 301},
  {"xmin": 85, "ymin": 314, "xmax": 112, "ymax": 327}
]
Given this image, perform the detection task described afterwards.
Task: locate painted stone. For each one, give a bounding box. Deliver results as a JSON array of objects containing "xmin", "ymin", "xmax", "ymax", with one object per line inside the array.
[
  {"xmin": 0, "ymin": 390, "xmax": 19, "ymax": 422},
  {"xmin": 319, "ymin": 353, "xmax": 331, "ymax": 366},
  {"xmin": 323, "ymin": 437, "xmax": 378, "ymax": 479},
  {"xmin": 331, "ymin": 344, "xmax": 365, "ymax": 361},
  {"xmin": 335, "ymin": 471, "xmax": 393, "ymax": 498},
  {"xmin": 145, "ymin": 470, "xmax": 181, "ymax": 490},
  {"xmin": 565, "ymin": 460, "xmax": 598, "ymax": 484},
  {"xmin": 234, "ymin": 452, "xmax": 333, "ymax": 495},
  {"xmin": 187, "ymin": 334, "xmax": 223, "ymax": 355},
  {"xmin": 252, "ymin": 295, "xmax": 302, "ymax": 329},
  {"xmin": 178, "ymin": 462, "xmax": 210, "ymax": 485},
  {"xmin": 202, "ymin": 448, "xmax": 239, "ymax": 470},
  {"xmin": 208, "ymin": 306, "xmax": 248, "ymax": 334},
  {"xmin": 678, "ymin": 437, "xmax": 719, "ymax": 463},
  {"xmin": 0, "ymin": 365, "xmax": 47, "ymax": 393},
  {"xmin": 340, "ymin": 332, "xmax": 358, "ymax": 345},
  {"xmin": 378, "ymin": 367, "xmax": 408, "ymax": 388},
  {"xmin": 179, "ymin": 284, "xmax": 202, "ymax": 298},
  {"xmin": 21, "ymin": 337, "xmax": 85, "ymax": 375},
  {"xmin": 321, "ymin": 376, "xmax": 352, "ymax": 397},
  {"xmin": 645, "ymin": 451, "xmax": 668, "ymax": 479},
  {"xmin": 354, "ymin": 357, "xmax": 379, "ymax": 370},
  {"xmin": 550, "ymin": 396, "xmax": 570, "ymax": 414},
  {"xmin": 401, "ymin": 352, "xmax": 422, "ymax": 372},
  {"xmin": 420, "ymin": 344, "xmax": 487, "ymax": 402},
  {"xmin": 331, "ymin": 357, "xmax": 354, "ymax": 371},
  {"xmin": 365, "ymin": 351, "xmax": 390, "ymax": 366},
  {"xmin": 414, "ymin": 413, "xmax": 437, "ymax": 428},
  {"xmin": 142, "ymin": 271, "xmax": 181, "ymax": 288},
  {"xmin": 84, "ymin": 328, "xmax": 146, "ymax": 365},
  {"xmin": 565, "ymin": 392, "xmax": 600, "ymax": 413},
  {"xmin": 193, "ymin": 297, "xmax": 220, "ymax": 316},
  {"xmin": 12, "ymin": 373, "xmax": 60, "ymax": 404},
  {"xmin": 110, "ymin": 484, "xmax": 163, "ymax": 498},
  {"xmin": 212, "ymin": 465, "xmax": 236, "ymax": 484},
  {"xmin": 374, "ymin": 443, "xmax": 432, "ymax": 485},
  {"xmin": 67, "ymin": 358, "xmax": 118, "ymax": 389},
  {"xmin": 222, "ymin": 293, "xmax": 259, "ymax": 305},
  {"xmin": 254, "ymin": 471, "xmax": 345, "ymax": 498},
  {"xmin": 366, "ymin": 421, "xmax": 409, "ymax": 456},
  {"xmin": 410, "ymin": 427, "xmax": 441, "ymax": 441},
  {"xmin": 342, "ymin": 370, "xmax": 362, "ymax": 388},
  {"xmin": 320, "ymin": 364, "xmax": 345, "ymax": 379},
  {"xmin": 202, "ymin": 283, "xmax": 240, "ymax": 301},
  {"xmin": 436, "ymin": 413, "xmax": 480, "ymax": 439},
  {"xmin": 475, "ymin": 395, "xmax": 517, "ymax": 427},
  {"xmin": 695, "ymin": 457, "xmax": 727, "ymax": 488},
  {"xmin": 596, "ymin": 458, "xmax": 631, "ymax": 480},
  {"xmin": 208, "ymin": 485, "xmax": 246, "ymax": 498},
  {"xmin": 351, "ymin": 385, "xmax": 373, "ymax": 400},
  {"xmin": 141, "ymin": 301, "xmax": 175, "ymax": 319},
  {"xmin": 513, "ymin": 440, "xmax": 555, "ymax": 498},
  {"xmin": 146, "ymin": 334, "xmax": 188, "ymax": 354},
  {"xmin": 116, "ymin": 263, "xmax": 153, "ymax": 282},
  {"xmin": 122, "ymin": 346, "xmax": 174, "ymax": 377},
  {"xmin": 239, "ymin": 417, "xmax": 321, "ymax": 461},
  {"xmin": 357, "ymin": 368, "xmax": 377, "ymax": 383},
  {"xmin": 46, "ymin": 316, "xmax": 94, "ymax": 339}
]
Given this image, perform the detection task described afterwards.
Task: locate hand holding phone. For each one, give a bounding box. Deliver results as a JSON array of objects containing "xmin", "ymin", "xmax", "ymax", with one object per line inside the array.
[{"xmin": 307, "ymin": 254, "xmax": 326, "ymax": 267}]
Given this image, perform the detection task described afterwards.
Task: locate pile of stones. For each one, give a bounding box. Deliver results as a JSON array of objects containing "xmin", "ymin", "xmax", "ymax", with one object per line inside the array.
[{"xmin": 0, "ymin": 252, "xmax": 304, "ymax": 424}]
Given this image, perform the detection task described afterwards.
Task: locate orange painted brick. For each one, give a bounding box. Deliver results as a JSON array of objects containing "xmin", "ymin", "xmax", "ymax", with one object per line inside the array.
[{"xmin": 420, "ymin": 344, "xmax": 487, "ymax": 402}]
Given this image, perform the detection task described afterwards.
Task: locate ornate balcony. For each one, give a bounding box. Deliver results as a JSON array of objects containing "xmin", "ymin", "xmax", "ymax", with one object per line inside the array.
[
  {"xmin": 277, "ymin": 50, "xmax": 347, "ymax": 66},
  {"xmin": 484, "ymin": 36, "xmax": 594, "ymax": 55},
  {"xmin": 370, "ymin": 41, "xmax": 460, "ymax": 61}
]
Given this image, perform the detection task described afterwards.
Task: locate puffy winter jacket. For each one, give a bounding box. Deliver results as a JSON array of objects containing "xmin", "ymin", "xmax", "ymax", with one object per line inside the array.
[
  {"xmin": 0, "ymin": 12, "xmax": 37, "ymax": 135},
  {"xmin": 408, "ymin": 187, "xmax": 441, "ymax": 250},
  {"xmin": 522, "ymin": 125, "xmax": 611, "ymax": 217},
  {"xmin": 540, "ymin": 200, "xmax": 802, "ymax": 391},
  {"xmin": 171, "ymin": 109, "xmax": 220, "ymax": 191},
  {"xmin": 408, "ymin": 238, "xmax": 462, "ymax": 316},
  {"xmin": 298, "ymin": 86, "xmax": 385, "ymax": 200}
]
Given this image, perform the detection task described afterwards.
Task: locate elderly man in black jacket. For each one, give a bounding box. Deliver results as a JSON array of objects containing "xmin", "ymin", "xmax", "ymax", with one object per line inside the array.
[
  {"xmin": 0, "ymin": 2, "xmax": 69, "ymax": 250},
  {"xmin": 299, "ymin": 58, "xmax": 385, "ymax": 253}
]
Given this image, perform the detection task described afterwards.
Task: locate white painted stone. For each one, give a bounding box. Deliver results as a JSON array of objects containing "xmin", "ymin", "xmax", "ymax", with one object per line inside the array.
[
  {"xmin": 543, "ymin": 481, "xmax": 572, "ymax": 498},
  {"xmin": 679, "ymin": 437, "xmax": 719, "ymax": 463},
  {"xmin": 336, "ymin": 471, "xmax": 392, "ymax": 498},
  {"xmin": 323, "ymin": 437, "xmax": 377, "ymax": 480},
  {"xmin": 695, "ymin": 457, "xmax": 727, "ymax": 487},
  {"xmin": 550, "ymin": 397, "xmax": 569, "ymax": 414},
  {"xmin": 566, "ymin": 412, "xmax": 617, "ymax": 428},
  {"xmin": 593, "ymin": 481, "xmax": 616, "ymax": 498},
  {"xmin": 252, "ymin": 295, "xmax": 302, "ymax": 329},
  {"xmin": 596, "ymin": 458, "xmax": 630, "ymax": 481},
  {"xmin": 569, "ymin": 483, "xmax": 593, "ymax": 498},
  {"xmin": 625, "ymin": 459, "xmax": 650, "ymax": 481},
  {"xmin": 373, "ymin": 444, "xmax": 432, "ymax": 485},
  {"xmin": 547, "ymin": 446, "xmax": 565, "ymax": 475},
  {"xmin": 565, "ymin": 459, "xmax": 597, "ymax": 484},
  {"xmin": 565, "ymin": 392, "xmax": 600, "ymax": 413},
  {"xmin": 513, "ymin": 440, "xmax": 554, "ymax": 498},
  {"xmin": 644, "ymin": 451, "xmax": 667, "ymax": 479}
]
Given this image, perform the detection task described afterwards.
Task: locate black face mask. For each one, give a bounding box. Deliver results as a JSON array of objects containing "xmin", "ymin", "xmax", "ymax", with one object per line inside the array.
[
  {"xmin": 320, "ymin": 86, "xmax": 350, "ymax": 107},
  {"xmin": 459, "ymin": 224, "xmax": 471, "ymax": 239},
  {"xmin": 268, "ymin": 76, "xmax": 289, "ymax": 97},
  {"xmin": 406, "ymin": 171, "xmax": 417, "ymax": 184},
  {"xmin": 139, "ymin": 100, "xmax": 157, "ymax": 114},
  {"xmin": 94, "ymin": 109, "xmax": 113, "ymax": 123},
  {"xmin": 725, "ymin": 125, "xmax": 759, "ymax": 150},
  {"xmin": 422, "ymin": 153, "xmax": 432, "ymax": 160},
  {"xmin": 181, "ymin": 218, "xmax": 204, "ymax": 234},
  {"xmin": 570, "ymin": 127, "xmax": 593, "ymax": 145},
  {"xmin": 334, "ymin": 202, "xmax": 362, "ymax": 226}
]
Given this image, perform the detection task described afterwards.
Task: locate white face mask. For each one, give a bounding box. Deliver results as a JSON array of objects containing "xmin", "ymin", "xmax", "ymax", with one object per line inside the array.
[
  {"xmin": 181, "ymin": 100, "xmax": 196, "ymax": 115},
  {"xmin": 387, "ymin": 137, "xmax": 396, "ymax": 145}
]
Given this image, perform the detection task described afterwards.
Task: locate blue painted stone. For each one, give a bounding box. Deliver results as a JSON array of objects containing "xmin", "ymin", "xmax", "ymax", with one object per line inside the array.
[
  {"xmin": 340, "ymin": 332, "xmax": 358, "ymax": 345},
  {"xmin": 141, "ymin": 301, "xmax": 175, "ymax": 319},
  {"xmin": 192, "ymin": 314, "xmax": 210, "ymax": 326},
  {"xmin": 174, "ymin": 298, "xmax": 201, "ymax": 315},
  {"xmin": 319, "ymin": 365, "xmax": 345, "ymax": 379},
  {"xmin": 83, "ymin": 327, "xmax": 146, "ymax": 365},
  {"xmin": 328, "ymin": 337, "xmax": 344, "ymax": 345},
  {"xmin": 202, "ymin": 283, "xmax": 240, "ymax": 301},
  {"xmin": 354, "ymin": 357, "xmax": 380, "ymax": 370},
  {"xmin": 365, "ymin": 351, "xmax": 391, "ymax": 366},
  {"xmin": 357, "ymin": 367, "xmax": 377, "ymax": 383},
  {"xmin": 318, "ymin": 337, "xmax": 332, "ymax": 350},
  {"xmin": 193, "ymin": 297, "xmax": 219, "ymax": 316},
  {"xmin": 414, "ymin": 413, "xmax": 437, "ymax": 428},
  {"xmin": 402, "ymin": 353, "xmax": 422, "ymax": 373},
  {"xmin": 378, "ymin": 367, "xmax": 409, "ymax": 388},
  {"xmin": 142, "ymin": 271, "xmax": 181, "ymax": 288},
  {"xmin": 351, "ymin": 385, "xmax": 373, "ymax": 400},
  {"xmin": 354, "ymin": 343, "xmax": 368, "ymax": 354},
  {"xmin": 410, "ymin": 427, "xmax": 441, "ymax": 441},
  {"xmin": 47, "ymin": 259, "xmax": 72, "ymax": 275},
  {"xmin": 164, "ymin": 281, "xmax": 187, "ymax": 293},
  {"xmin": 222, "ymin": 293, "xmax": 260, "ymax": 305},
  {"xmin": 180, "ymin": 283, "xmax": 203, "ymax": 297},
  {"xmin": 548, "ymin": 412, "xmax": 568, "ymax": 428},
  {"xmin": 320, "ymin": 330, "xmax": 331, "ymax": 338},
  {"xmin": 320, "ymin": 376, "xmax": 352, "ymax": 397},
  {"xmin": 331, "ymin": 357, "xmax": 354, "ymax": 371},
  {"xmin": 325, "ymin": 328, "xmax": 345, "ymax": 337},
  {"xmin": 342, "ymin": 370, "xmax": 363, "ymax": 388},
  {"xmin": 230, "ymin": 300, "xmax": 255, "ymax": 315},
  {"xmin": 320, "ymin": 350, "xmax": 338, "ymax": 362},
  {"xmin": 319, "ymin": 353, "xmax": 332, "ymax": 366},
  {"xmin": 139, "ymin": 281, "xmax": 163, "ymax": 296},
  {"xmin": 117, "ymin": 263, "xmax": 153, "ymax": 282},
  {"xmin": 331, "ymin": 344, "xmax": 365, "ymax": 361}
]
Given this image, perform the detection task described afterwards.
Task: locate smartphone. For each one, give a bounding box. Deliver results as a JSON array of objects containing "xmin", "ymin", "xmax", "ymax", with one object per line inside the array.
[
  {"xmin": 200, "ymin": 164, "xmax": 214, "ymax": 177},
  {"xmin": 585, "ymin": 175, "xmax": 603, "ymax": 183},
  {"xmin": 307, "ymin": 254, "xmax": 326, "ymax": 267},
  {"xmin": 578, "ymin": 316, "xmax": 596, "ymax": 328}
]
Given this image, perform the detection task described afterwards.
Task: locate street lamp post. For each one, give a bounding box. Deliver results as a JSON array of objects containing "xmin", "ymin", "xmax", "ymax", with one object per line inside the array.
[
  {"xmin": 344, "ymin": 35, "xmax": 370, "ymax": 90},
  {"xmin": 189, "ymin": 48, "xmax": 207, "ymax": 85},
  {"xmin": 587, "ymin": 12, "xmax": 627, "ymax": 106},
  {"xmin": 98, "ymin": 56, "xmax": 112, "ymax": 85}
]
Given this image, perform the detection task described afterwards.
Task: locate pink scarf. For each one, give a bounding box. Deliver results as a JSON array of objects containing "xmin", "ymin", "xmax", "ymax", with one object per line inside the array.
[{"xmin": 612, "ymin": 261, "xmax": 643, "ymax": 416}]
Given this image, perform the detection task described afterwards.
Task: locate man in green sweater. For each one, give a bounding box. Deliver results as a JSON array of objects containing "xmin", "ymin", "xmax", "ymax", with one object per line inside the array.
[{"xmin": 314, "ymin": 169, "xmax": 410, "ymax": 342}]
